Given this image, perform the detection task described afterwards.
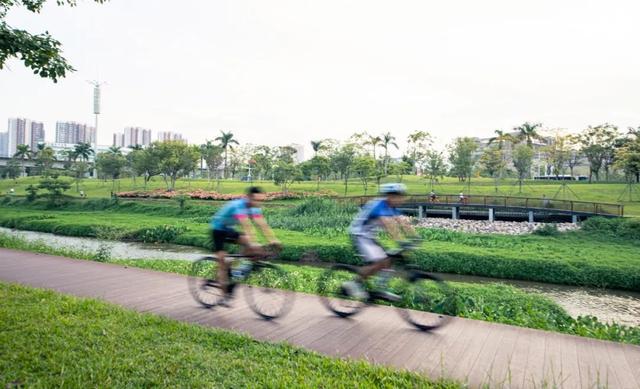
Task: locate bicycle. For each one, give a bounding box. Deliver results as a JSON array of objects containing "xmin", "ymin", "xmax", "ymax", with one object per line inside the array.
[
  {"xmin": 188, "ymin": 244, "xmax": 295, "ymax": 320},
  {"xmin": 317, "ymin": 241, "xmax": 453, "ymax": 331}
]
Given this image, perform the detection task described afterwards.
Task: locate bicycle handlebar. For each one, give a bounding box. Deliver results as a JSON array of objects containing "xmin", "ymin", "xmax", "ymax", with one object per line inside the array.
[{"xmin": 386, "ymin": 237, "xmax": 423, "ymax": 258}]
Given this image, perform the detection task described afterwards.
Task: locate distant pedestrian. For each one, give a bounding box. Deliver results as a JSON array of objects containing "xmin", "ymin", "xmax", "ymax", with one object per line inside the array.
[
  {"xmin": 429, "ymin": 191, "xmax": 437, "ymax": 203},
  {"xmin": 9, "ymin": 188, "xmax": 15, "ymax": 196},
  {"xmin": 80, "ymin": 190, "xmax": 86, "ymax": 198},
  {"xmin": 459, "ymin": 192, "xmax": 466, "ymax": 204},
  {"xmin": 542, "ymin": 194, "xmax": 550, "ymax": 208}
]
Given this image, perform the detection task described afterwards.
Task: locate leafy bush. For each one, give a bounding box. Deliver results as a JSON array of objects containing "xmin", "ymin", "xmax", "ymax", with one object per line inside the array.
[
  {"xmin": 175, "ymin": 194, "xmax": 189, "ymax": 213},
  {"xmin": 267, "ymin": 198, "xmax": 358, "ymax": 236},
  {"xmin": 136, "ymin": 225, "xmax": 188, "ymax": 243},
  {"xmin": 38, "ymin": 176, "xmax": 72, "ymax": 207},
  {"xmin": 582, "ymin": 217, "xmax": 640, "ymax": 241},
  {"xmin": 533, "ymin": 223, "xmax": 559, "ymax": 236},
  {"xmin": 25, "ymin": 185, "xmax": 38, "ymax": 202}
]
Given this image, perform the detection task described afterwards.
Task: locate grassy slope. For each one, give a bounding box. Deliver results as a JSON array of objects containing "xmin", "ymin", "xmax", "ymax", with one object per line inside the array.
[
  {"xmin": 1, "ymin": 201, "xmax": 639, "ymax": 290},
  {"xmin": 1, "ymin": 233, "xmax": 638, "ymax": 345},
  {"xmin": 0, "ymin": 282, "xmax": 456, "ymax": 388},
  {"xmin": 1, "ymin": 175, "xmax": 637, "ymax": 215}
]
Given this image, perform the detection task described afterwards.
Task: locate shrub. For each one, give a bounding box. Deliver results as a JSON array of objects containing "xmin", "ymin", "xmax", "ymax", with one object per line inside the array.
[
  {"xmin": 38, "ymin": 176, "xmax": 71, "ymax": 207},
  {"xmin": 25, "ymin": 185, "xmax": 38, "ymax": 202},
  {"xmin": 266, "ymin": 198, "xmax": 358, "ymax": 236},
  {"xmin": 533, "ymin": 223, "xmax": 559, "ymax": 236},
  {"xmin": 175, "ymin": 194, "xmax": 189, "ymax": 213},
  {"xmin": 582, "ymin": 217, "xmax": 640, "ymax": 241},
  {"xmin": 137, "ymin": 225, "xmax": 188, "ymax": 243}
]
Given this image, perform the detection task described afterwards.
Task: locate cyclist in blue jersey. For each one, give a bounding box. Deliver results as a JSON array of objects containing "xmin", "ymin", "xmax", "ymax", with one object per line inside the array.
[
  {"xmin": 210, "ymin": 186, "xmax": 280, "ymax": 291},
  {"xmin": 346, "ymin": 183, "xmax": 418, "ymax": 300}
]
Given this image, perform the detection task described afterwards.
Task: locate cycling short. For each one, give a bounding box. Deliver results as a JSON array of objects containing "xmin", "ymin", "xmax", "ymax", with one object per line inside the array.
[
  {"xmin": 212, "ymin": 229, "xmax": 240, "ymax": 252},
  {"xmin": 352, "ymin": 236, "xmax": 387, "ymax": 263}
]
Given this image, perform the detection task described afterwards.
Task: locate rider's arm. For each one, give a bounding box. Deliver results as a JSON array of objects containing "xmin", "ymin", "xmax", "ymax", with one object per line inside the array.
[
  {"xmin": 253, "ymin": 217, "xmax": 279, "ymax": 244},
  {"xmin": 238, "ymin": 217, "xmax": 258, "ymax": 245},
  {"xmin": 381, "ymin": 216, "xmax": 404, "ymax": 242}
]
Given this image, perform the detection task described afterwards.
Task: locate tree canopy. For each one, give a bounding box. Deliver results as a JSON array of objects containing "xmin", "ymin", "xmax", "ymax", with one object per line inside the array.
[{"xmin": 1, "ymin": 0, "xmax": 107, "ymax": 82}]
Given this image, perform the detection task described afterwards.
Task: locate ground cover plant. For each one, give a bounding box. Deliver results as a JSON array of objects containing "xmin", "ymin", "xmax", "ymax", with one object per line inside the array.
[
  {"xmin": 0, "ymin": 198, "xmax": 639, "ymax": 290},
  {"xmin": 1, "ymin": 233, "xmax": 638, "ymax": 345},
  {"xmin": 0, "ymin": 282, "xmax": 458, "ymax": 388}
]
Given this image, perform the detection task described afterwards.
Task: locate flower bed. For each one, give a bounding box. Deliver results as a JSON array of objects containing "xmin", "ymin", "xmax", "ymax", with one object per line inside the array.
[{"xmin": 116, "ymin": 189, "xmax": 338, "ymax": 201}]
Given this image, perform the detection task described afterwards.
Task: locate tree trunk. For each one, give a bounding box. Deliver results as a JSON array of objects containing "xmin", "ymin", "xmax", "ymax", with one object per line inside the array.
[
  {"xmin": 344, "ymin": 178, "xmax": 348, "ymax": 196},
  {"xmin": 316, "ymin": 176, "xmax": 320, "ymax": 191},
  {"xmin": 223, "ymin": 149, "xmax": 228, "ymax": 179}
]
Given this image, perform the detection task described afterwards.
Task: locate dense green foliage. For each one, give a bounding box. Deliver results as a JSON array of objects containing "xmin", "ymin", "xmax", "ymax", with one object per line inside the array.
[
  {"xmin": 267, "ymin": 197, "xmax": 358, "ymax": 236},
  {"xmin": 1, "ymin": 233, "xmax": 638, "ymax": 345},
  {"xmin": 0, "ymin": 198, "xmax": 639, "ymax": 291},
  {"xmin": 0, "ymin": 283, "xmax": 455, "ymax": 388},
  {"xmin": 581, "ymin": 216, "xmax": 640, "ymax": 240}
]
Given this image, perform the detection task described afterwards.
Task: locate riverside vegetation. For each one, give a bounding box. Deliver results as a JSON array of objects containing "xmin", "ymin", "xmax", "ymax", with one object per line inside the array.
[
  {"xmin": 1, "ymin": 233, "xmax": 638, "ymax": 345},
  {"xmin": 0, "ymin": 197, "xmax": 639, "ymax": 290}
]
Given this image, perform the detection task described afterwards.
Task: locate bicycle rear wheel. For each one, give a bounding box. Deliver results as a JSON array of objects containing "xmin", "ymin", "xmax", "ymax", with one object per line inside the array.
[
  {"xmin": 397, "ymin": 271, "xmax": 453, "ymax": 331},
  {"xmin": 318, "ymin": 264, "xmax": 367, "ymax": 318},
  {"xmin": 188, "ymin": 257, "xmax": 226, "ymax": 308},
  {"xmin": 243, "ymin": 261, "xmax": 295, "ymax": 320}
]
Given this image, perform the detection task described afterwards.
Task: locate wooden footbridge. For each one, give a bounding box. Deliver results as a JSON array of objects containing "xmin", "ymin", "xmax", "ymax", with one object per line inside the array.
[{"xmin": 342, "ymin": 194, "xmax": 624, "ymax": 223}]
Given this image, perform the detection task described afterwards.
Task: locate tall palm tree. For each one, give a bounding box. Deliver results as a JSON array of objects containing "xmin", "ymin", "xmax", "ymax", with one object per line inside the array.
[
  {"xmin": 74, "ymin": 143, "xmax": 94, "ymax": 162},
  {"xmin": 108, "ymin": 146, "xmax": 122, "ymax": 155},
  {"xmin": 13, "ymin": 144, "xmax": 32, "ymax": 160},
  {"xmin": 487, "ymin": 130, "xmax": 516, "ymax": 150},
  {"xmin": 366, "ymin": 135, "xmax": 382, "ymax": 160},
  {"xmin": 310, "ymin": 140, "xmax": 323, "ymax": 157},
  {"xmin": 13, "ymin": 144, "xmax": 32, "ymax": 177},
  {"xmin": 215, "ymin": 131, "xmax": 239, "ymax": 179},
  {"xmin": 514, "ymin": 122, "xmax": 543, "ymax": 147},
  {"xmin": 380, "ymin": 132, "xmax": 398, "ymax": 174}
]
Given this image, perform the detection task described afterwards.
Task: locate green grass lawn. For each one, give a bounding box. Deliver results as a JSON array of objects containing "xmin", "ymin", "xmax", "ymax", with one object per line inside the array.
[
  {"xmin": 0, "ymin": 282, "xmax": 458, "ymax": 388},
  {"xmin": 1, "ymin": 199, "xmax": 639, "ymax": 290},
  {"xmin": 2, "ymin": 175, "xmax": 638, "ymax": 215}
]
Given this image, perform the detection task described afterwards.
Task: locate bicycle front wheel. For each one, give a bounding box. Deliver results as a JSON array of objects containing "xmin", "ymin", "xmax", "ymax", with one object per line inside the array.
[
  {"xmin": 397, "ymin": 271, "xmax": 453, "ymax": 331},
  {"xmin": 188, "ymin": 256, "xmax": 226, "ymax": 308},
  {"xmin": 317, "ymin": 264, "xmax": 368, "ymax": 318},
  {"xmin": 243, "ymin": 261, "xmax": 295, "ymax": 320}
]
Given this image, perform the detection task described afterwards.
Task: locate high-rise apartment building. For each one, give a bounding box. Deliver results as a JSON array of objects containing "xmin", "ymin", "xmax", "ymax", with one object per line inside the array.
[
  {"xmin": 113, "ymin": 133, "xmax": 125, "ymax": 148},
  {"xmin": 0, "ymin": 131, "xmax": 8, "ymax": 157},
  {"xmin": 157, "ymin": 131, "xmax": 185, "ymax": 143},
  {"xmin": 113, "ymin": 127, "xmax": 152, "ymax": 147},
  {"xmin": 7, "ymin": 118, "xmax": 45, "ymax": 156},
  {"xmin": 289, "ymin": 143, "xmax": 305, "ymax": 163},
  {"xmin": 55, "ymin": 122, "xmax": 96, "ymax": 145}
]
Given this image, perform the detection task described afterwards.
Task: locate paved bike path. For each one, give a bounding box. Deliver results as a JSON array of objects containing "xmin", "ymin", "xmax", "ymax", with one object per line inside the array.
[{"xmin": 1, "ymin": 249, "xmax": 638, "ymax": 388}]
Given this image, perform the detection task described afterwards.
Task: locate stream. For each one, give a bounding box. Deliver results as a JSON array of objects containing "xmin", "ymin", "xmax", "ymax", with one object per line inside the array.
[{"xmin": 1, "ymin": 227, "xmax": 638, "ymax": 327}]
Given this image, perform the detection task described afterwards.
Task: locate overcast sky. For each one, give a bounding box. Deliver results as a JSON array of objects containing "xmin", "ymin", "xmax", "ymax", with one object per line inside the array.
[{"xmin": 1, "ymin": 0, "xmax": 639, "ymax": 156}]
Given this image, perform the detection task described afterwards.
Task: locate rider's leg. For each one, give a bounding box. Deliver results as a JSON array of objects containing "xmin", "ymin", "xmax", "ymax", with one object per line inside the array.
[
  {"xmin": 213, "ymin": 229, "xmax": 238, "ymax": 291},
  {"xmin": 354, "ymin": 237, "xmax": 390, "ymax": 279},
  {"xmin": 216, "ymin": 249, "xmax": 229, "ymax": 287},
  {"xmin": 359, "ymin": 258, "xmax": 391, "ymax": 279}
]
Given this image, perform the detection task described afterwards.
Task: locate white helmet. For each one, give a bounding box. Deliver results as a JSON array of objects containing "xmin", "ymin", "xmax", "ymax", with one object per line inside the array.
[{"xmin": 380, "ymin": 183, "xmax": 407, "ymax": 195}]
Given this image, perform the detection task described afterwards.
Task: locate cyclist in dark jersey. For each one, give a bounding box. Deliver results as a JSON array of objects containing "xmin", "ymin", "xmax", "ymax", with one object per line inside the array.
[
  {"xmin": 210, "ymin": 186, "xmax": 280, "ymax": 291},
  {"xmin": 347, "ymin": 183, "xmax": 418, "ymax": 300}
]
